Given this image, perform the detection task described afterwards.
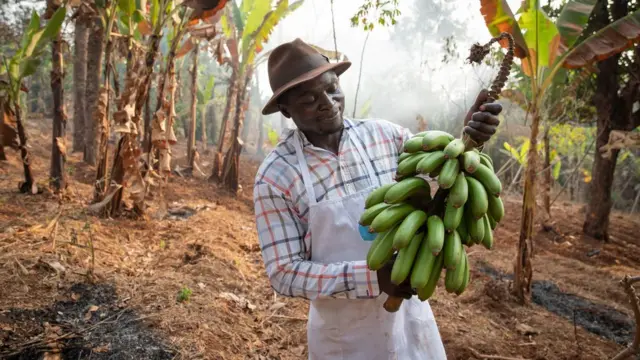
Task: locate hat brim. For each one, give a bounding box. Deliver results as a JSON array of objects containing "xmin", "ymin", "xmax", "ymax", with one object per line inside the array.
[{"xmin": 261, "ymin": 61, "xmax": 352, "ymax": 115}]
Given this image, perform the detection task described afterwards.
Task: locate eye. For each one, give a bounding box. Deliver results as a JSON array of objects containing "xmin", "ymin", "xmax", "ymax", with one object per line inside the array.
[
  {"xmin": 300, "ymin": 95, "xmax": 316, "ymax": 104},
  {"xmin": 328, "ymin": 84, "xmax": 338, "ymax": 93}
]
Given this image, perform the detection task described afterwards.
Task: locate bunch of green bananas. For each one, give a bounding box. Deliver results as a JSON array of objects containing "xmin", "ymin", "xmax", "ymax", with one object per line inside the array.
[{"xmin": 360, "ymin": 130, "xmax": 505, "ymax": 306}]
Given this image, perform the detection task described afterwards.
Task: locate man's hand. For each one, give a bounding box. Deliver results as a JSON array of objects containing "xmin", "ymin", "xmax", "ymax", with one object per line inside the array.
[
  {"xmin": 377, "ymin": 254, "xmax": 414, "ymax": 299},
  {"xmin": 463, "ymin": 89, "xmax": 502, "ymax": 144}
]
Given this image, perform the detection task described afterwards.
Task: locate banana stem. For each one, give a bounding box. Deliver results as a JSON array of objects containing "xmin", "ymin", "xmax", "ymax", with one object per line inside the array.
[
  {"xmin": 462, "ymin": 133, "xmax": 480, "ymax": 152},
  {"xmin": 383, "ymin": 295, "xmax": 404, "ymax": 312}
]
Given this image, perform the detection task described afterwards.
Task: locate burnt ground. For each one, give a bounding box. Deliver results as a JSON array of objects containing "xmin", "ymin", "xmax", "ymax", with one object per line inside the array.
[
  {"xmin": 1, "ymin": 283, "xmax": 176, "ymax": 360},
  {"xmin": 476, "ymin": 261, "xmax": 635, "ymax": 346},
  {"xmin": 0, "ymin": 119, "xmax": 639, "ymax": 359}
]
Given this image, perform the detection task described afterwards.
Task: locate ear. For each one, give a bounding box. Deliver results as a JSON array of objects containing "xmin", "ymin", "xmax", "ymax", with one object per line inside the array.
[{"xmin": 278, "ymin": 104, "xmax": 292, "ymax": 118}]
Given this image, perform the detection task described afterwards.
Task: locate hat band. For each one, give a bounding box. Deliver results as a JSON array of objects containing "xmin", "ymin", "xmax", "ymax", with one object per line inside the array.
[{"xmin": 270, "ymin": 52, "xmax": 331, "ymax": 91}]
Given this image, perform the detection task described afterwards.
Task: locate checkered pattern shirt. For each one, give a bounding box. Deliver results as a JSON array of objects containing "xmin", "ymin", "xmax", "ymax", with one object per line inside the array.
[{"xmin": 253, "ymin": 118, "xmax": 413, "ymax": 300}]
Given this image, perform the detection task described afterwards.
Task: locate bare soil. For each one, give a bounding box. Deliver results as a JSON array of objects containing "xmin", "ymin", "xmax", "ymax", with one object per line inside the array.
[{"xmin": 0, "ymin": 120, "xmax": 638, "ymax": 360}]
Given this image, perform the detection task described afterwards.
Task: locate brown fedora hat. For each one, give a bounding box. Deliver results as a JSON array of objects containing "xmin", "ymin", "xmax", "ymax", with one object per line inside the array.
[{"xmin": 261, "ymin": 38, "xmax": 351, "ymax": 115}]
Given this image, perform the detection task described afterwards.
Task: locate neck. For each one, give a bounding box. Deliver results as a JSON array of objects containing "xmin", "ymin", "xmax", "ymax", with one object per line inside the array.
[{"xmin": 304, "ymin": 128, "xmax": 343, "ymax": 154}]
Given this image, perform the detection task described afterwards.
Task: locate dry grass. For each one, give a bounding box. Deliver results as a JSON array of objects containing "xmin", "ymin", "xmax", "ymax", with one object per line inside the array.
[{"xmin": 0, "ymin": 119, "xmax": 638, "ymax": 359}]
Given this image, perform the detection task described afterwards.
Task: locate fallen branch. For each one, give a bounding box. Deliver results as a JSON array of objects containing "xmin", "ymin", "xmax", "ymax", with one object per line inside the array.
[
  {"xmin": 469, "ymin": 347, "xmax": 531, "ymax": 360},
  {"xmin": 610, "ymin": 275, "xmax": 640, "ymax": 360}
]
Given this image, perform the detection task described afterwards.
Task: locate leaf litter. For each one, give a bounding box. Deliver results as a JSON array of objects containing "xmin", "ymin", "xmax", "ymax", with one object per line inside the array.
[{"xmin": 0, "ymin": 120, "xmax": 639, "ymax": 359}]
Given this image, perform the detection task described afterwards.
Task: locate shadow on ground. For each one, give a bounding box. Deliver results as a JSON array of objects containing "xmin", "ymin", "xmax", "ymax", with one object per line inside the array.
[
  {"xmin": 476, "ymin": 261, "xmax": 635, "ymax": 346},
  {"xmin": 0, "ymin": 283, "xmax": 176, "ymax": 360}
]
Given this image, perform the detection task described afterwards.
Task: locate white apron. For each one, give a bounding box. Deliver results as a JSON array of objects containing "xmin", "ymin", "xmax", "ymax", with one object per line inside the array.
[{"xmin": 292, "ymin": 124, "xmax": 447, "ymax": 360}]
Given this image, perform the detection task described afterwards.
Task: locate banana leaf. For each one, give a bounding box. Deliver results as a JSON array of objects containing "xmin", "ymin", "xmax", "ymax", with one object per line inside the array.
[{"xmin": 478, "ymin": 0, "xmax": 528, "ymax": 58}]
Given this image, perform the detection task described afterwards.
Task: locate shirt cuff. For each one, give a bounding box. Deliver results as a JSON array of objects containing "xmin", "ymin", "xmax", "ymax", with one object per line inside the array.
[{"xmin": 352, "ymin": 260, "xmax": 380, "ymax": 298}]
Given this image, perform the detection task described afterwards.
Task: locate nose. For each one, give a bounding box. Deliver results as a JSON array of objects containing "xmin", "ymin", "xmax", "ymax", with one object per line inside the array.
[{"xmin": 318, "ymin": 92, "xmax": 335, "ymax": 112}]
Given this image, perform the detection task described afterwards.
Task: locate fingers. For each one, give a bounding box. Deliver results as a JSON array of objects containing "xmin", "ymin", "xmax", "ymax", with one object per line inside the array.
[
  {"xmin": 479, "ymin": 102, "xmax": 502, "ymax": 115},
  {"xmin": 467, "ymin": 120, "xmax": 497, "ymax": 135},
  {"xmin": 472, "ymin": 89, "xmax": 491, "ymax": 110},
  {"xmin": 464, "ymin": 126, "xmax": 492, "ymax": 143},
  {"xmin": 472, "ymin": 110, "xmax": 501, "ymax": 126}
]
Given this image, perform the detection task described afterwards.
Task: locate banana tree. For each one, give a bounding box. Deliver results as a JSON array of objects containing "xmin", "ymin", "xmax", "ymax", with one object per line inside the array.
[
  {"xmin": 479, "ymin": 0, "xmax": 640, "ymax": 303},
  {"xmin": 207, "ymin": 0, "xmax": 303, "ymax": 191},
  {"xmin": 198, "ymin": 75, "xmax": 215, "ymax": 151},
  {"xmin": 0, "ymin": 7, "xmax": 66, "ymax": 194},
  {"xmin": 93, "ymin": 0, "xmax": 226, "ymax": 216}
]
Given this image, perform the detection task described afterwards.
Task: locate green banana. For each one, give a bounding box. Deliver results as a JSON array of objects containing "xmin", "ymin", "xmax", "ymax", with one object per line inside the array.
[
  {"xmin": 443, "ymin": 138, "xmax": 465, "ymax": 159},
  {"xmin": 359, "ymin": 202, "xmax": 392, "ymax": 226},
  {"xmin": 398, "ymin": 151, "xmax": 422, "ymax": 163},
  {"xmin": 448, "ymin": 173, "xmax": 468, "ymax": 208},
  {"xmin": 466, "ymin": 176, "xmax": 488, "ymax": 219},
  {"xmin": 488, "ymin": 214, "xmax": 497, "ymax": 230},
  {"xmin": 470, "ymin": 163, "xmax": 502, "ymax": 197},
  {"xmin": 457, "ymin": 214, "xmax": 471, "ymax": 246},
  {"xmin": 443, "ymin": 199, "xmax": 464, "ymax": 232},
  {"xmin": 437, "ymin": 158, "xmax": 460, "ymax": 189},
  {"xmin": 410, "ymin": 236, "xmax": 437, "ymax": 289},
  {"xmin": 413, "ymin": 131, "xmax": 429, "ymax": 137},
  {"xmin": 445, "ymin": 248, "xmax": 466, "ymax": 293},
  {"xmin": 365, "ymin": 183, "xmax": 394, "ymax": 209},
  {"xmin": 384, "ymin": 177, "xmax": 430, "ymax": 204},
  {"xmin": 369, "ymin": 203, "xmax": 415, "ymax": 233},
  {"xmin": 416, "ymin": 151, "xmax": 445, "ymax": 174},
  {"xmin": 417, "ymin": 253, "xmax": 444, "ymax": 301},
  {"xmin": 455, "ymin": 251, "xmax": 470, "ymax": 295},
  {"xmin": 461, "ymin": 151, "xmax": 481, "ymax": 173},
  {"xmin": 487, "ymin": 194, "xmax": 504, "ymax": 223},
  {"xmin": 391, "ymin": 232, "xmax": 424, "ymax": 285},
  {"xmin": 367, "ymin": 226, "xmax": 399, "ymax": 270},
  {"xmin": 467, "ymin": 210, "xmax": 485, "ymax": 244},
  {"xmin": 403, "ymin": 136, "xmax": 424, "ymax": 153},
  {"xmin": 426, "ymin": 215, "xmax": 445, "ymax": 255},
  {"xmin": 422, "ymin": 131, "xmax": 454, "ymax": 151},
  {"xmin": 393, "ymin": 210, "xmax": 428, "ymax": 249},
  {"xmin": 443, "ymin": 230, "xmax": 462, "ymax": 270},
  {"xmin": 479, "ymin": 152, "xmax": 494, "ymax": 168},
  {"xmin": 481, "ymin": 215, "xmax": 494, "ymax": 250},
  {"xmin": 397, "ymin": 152, "xmax": 430, "ymax": 177},
  {"xmin": 367, "ymin": 231, "xmax": 388, "ymax": 265}
]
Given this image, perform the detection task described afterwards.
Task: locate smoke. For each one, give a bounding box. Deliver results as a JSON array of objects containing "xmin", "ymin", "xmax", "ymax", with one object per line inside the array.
[{"xmin": 256, "ymin": 0, "xmax": 515, "ymax": 135}]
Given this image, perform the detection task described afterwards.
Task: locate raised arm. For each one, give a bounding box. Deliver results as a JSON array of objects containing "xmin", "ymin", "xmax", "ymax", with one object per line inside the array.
[{"xmin": 254, "ymin": 182, "xmax": 380, "ymax": 300}]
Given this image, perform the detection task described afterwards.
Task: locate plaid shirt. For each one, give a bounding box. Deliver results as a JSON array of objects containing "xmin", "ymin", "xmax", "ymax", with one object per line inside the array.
[{"xmin": 253, "ymin": 118, "xmax": 413, "ymax": 300}]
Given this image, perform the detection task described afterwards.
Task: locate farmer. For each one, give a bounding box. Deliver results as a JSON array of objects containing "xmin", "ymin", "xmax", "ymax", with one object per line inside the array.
[{"xmin": 253, "ymin": 38, "xmax": 501, "ymax": 359}]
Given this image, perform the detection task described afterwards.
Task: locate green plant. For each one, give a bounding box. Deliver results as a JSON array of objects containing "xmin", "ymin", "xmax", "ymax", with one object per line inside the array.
[{"xmin": 177, "ymin": 286, "xmax": 192, "ymax": 303}]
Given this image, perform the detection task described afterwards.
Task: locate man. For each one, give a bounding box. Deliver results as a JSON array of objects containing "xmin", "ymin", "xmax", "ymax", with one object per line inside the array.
[{"xmin": 253, "ymin": 38, "xmax": 501, "ymax": 359}]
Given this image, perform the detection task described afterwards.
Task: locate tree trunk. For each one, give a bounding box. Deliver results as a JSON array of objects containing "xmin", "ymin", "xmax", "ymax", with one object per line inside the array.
[
  {"xmin": 201, "ymin": 105, "xmax": 207, "ymax": 150},
  {"xmin": 188, "ymin": 46, "xmax": 199, "ymax": 170},
  {"xmin": 583, "ymin": 0, "xmax": 637, "ymax": 241},
  {"xmin": 210, "ymin": 70, "xmax": 236, "ymax": 182},
  {"xmin": 93, "ymin": 28, "xmax": 114, "ymax": 202},
  {"xmin": 83, "ymin": 14, "xmax": 104, "ymax": 165},
  {"xmin": 257, "ymin": 114, "xmax": 264, "ymax": 156},
  {"xmin": 513, "ymin": 106, "xmax": 538, "ymax": 304},
  {"xmin": 221, "ymin": 70, "xmax": 252, "ymax": 191},
  {"xmin": 221, "ymin": 86, "xmax": 245, "ymax": 192},
  {"xmin": 543, "ymin": 127, "xmax": 551, "ymax": 215},
  {"xmin": 139, "ymin": 36, "xmax": 163, "ymax": 152},
  {"xmin": 72, "ymin": 13, "xmax": 88, "ymax": 153},
  {"xmin": 14, "ymin": 104, "xmax": 37, "ymax": 193},
  {"xmin": 241, "ymin": 107, "xmax": 251, "ymax": 145},
  {"xmin": 0, "ymin": 147, "xmax": 5, "ymax": 161},
  {"xmin": 50, "ymin": 34, "xmax": 66, "ymax": 192},
  {"xmin": 143, "ymin": 88, "xmax": 151, "ymax": 145}
]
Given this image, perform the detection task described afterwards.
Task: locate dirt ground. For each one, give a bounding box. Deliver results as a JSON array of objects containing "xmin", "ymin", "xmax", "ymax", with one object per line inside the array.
[{"xmin": 1, "ymin": 120, "xmax": 638, "ymax": 360}]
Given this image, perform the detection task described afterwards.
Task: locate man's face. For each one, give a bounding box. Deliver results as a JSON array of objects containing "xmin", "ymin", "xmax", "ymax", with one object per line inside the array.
[{"xmin": 278, "ymin": 71, "xmax": 345, "ymax": 136}]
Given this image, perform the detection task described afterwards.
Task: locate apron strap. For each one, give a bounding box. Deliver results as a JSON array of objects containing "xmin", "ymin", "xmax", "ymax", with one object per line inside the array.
[
  {"xmin": 293, "ymin": 131, "xmax": 317, "ymax": 205},
  {"xmin": 344, "ymin": 118, "xmax": 380, "ymax": 188}
]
